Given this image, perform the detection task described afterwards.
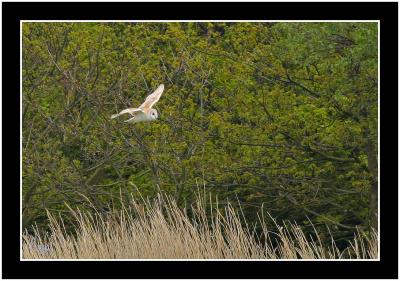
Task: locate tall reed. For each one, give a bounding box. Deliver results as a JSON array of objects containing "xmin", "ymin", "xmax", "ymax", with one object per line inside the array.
[{"xmin": 22, "ymin": 193, "xmax": 378, "ymax": 259}]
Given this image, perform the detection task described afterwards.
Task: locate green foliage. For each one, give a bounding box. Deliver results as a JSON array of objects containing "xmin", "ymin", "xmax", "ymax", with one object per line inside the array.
[{"xmin": 22, "ymin": 22, "xmax": 378, "ymax": 241}]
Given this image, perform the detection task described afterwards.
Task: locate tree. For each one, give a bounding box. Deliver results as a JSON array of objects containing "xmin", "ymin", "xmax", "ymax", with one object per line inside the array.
[{"xmin": 22, "ymin": 22, "xmax": 378, "ymax": 242}]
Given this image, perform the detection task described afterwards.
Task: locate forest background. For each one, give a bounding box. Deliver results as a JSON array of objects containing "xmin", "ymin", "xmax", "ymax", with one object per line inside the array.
[{"xmin": 22, "ymin": 22, "xmax": 378, "ymax": 249}]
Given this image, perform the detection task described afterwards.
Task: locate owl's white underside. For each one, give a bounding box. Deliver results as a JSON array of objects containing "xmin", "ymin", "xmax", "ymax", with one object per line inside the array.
[{"xmin": 125, "ymin": 111, "xmax": 156, "ymax": 123}]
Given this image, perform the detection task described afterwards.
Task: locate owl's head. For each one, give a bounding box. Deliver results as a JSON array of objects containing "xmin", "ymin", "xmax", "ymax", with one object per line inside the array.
[{"xmin": 149, "ymin": 108, "xmax": 158, "ymax": 120}]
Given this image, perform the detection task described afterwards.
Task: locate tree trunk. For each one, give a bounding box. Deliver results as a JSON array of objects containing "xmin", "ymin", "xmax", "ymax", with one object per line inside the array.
[{"xmin": 366, "ymin": 132, "xmax": 378, "ymax": 230}]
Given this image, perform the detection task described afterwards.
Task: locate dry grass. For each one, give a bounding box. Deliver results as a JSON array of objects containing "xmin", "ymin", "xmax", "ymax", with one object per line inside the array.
[{"xmin": 22, "ymin": 193, "xmax": 378, "ymax": 259}]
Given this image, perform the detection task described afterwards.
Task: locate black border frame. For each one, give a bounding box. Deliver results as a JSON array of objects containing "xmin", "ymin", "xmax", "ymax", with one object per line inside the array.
[{"xmin": 3, "ymin": 2, "xmax": 398, "ymax": 279}]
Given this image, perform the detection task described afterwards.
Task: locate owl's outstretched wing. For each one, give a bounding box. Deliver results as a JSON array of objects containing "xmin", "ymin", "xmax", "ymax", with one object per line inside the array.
[
  {"xmin": 110, "ymin": 108, "xmax": 144, "ymax": 119},
  {"xmin": 139, "ymin": 84, "xmax": 165, "ymax": 111}
]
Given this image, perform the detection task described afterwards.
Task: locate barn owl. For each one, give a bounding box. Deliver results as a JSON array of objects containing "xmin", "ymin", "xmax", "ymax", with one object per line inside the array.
[{"xmin": 111, "ymin": 84, "xmax": 165, "ymax": 123}]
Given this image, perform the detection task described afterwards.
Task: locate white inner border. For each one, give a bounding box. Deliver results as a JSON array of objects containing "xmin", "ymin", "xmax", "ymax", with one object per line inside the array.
[{"xmin": 20, "ymin": 19, "xmax": 380, "ymax": 262}]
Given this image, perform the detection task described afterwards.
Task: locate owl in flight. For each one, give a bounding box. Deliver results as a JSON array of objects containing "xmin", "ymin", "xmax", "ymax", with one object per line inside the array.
[{"xmin": 111, "ymin": 84, "xmax": 165, "ymax": 123}]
